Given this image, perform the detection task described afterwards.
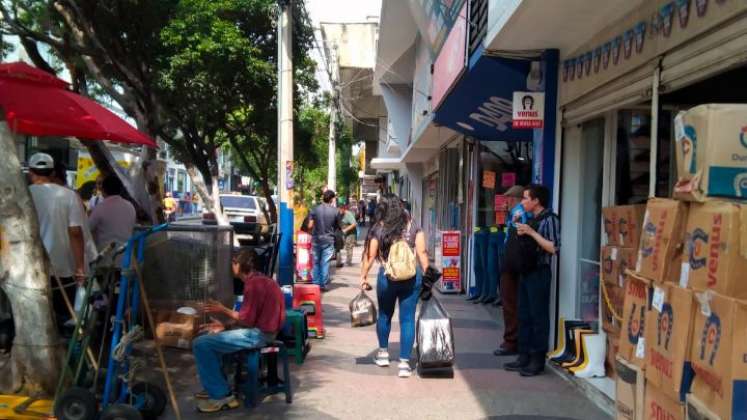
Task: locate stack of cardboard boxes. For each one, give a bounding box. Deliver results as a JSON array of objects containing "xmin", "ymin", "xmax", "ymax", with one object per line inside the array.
[{"xmin": 610, "ymin": 104, "xmax": 747, "ymax": 420}]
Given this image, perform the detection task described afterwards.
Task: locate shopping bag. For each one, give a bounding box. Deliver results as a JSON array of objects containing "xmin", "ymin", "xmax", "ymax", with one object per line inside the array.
[
  {"xmin": 416, "ymin": 296, "xmax": 455, "ymax": 369},
  {"xmin": 349, "ymin": 291, "xmax": 377, "ymax": 327}
]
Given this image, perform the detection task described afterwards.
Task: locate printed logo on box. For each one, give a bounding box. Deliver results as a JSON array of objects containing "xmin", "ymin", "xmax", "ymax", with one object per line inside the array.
[
  {"xmin": 658, "ymin": 303, "xmax": 674, "ymax": 350},
  {"xmin": 699, "ymin": 313, "xmax": 721, "ymax": 366}
]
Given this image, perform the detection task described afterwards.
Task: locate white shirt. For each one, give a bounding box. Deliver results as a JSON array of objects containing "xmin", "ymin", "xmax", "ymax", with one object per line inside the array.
[
  {"xmin": 88, "ymin": 194, "xmax": 103, "ymax": 211},
  {"xmin": 89, "ymin": 195, "xmax": 136, "ymax": 250},
  {"xmin": 29, "ymin": 183, "xmax": 88, "ymax": 278}
]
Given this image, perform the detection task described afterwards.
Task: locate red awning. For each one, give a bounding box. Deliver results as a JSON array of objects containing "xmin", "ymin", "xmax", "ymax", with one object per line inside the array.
[{"xmin": 0, "ymin": 62, "xmax": 157, "ymax": 148}]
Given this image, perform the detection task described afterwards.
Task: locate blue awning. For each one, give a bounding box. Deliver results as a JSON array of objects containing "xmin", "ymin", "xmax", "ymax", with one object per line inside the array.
[{"xmin": 434, "ymin": 50, "xmax": 533, "ymax": 142}]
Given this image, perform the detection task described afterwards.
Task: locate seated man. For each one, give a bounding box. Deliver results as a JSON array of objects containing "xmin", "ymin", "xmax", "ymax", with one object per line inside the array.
[{"xmin": 192, "ymin": 249, "xmax": 286, "ymax": 413}]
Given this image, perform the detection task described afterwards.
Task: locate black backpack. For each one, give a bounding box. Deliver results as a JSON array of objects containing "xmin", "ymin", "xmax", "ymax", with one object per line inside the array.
[{"xmin": 504, "ymin": 210, "xmax": 552, "ymax": 274}]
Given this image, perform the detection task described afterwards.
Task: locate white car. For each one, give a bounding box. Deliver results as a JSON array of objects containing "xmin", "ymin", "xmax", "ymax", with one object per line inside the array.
[{"xmin": 203, "ymin": 194, "xmax": 271, "ymax": 243}]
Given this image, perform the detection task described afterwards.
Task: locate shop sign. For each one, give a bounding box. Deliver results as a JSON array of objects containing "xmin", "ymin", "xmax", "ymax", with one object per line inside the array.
[
  {"xmin": 440, "ymin": 231, "xmax": 461, "ymax": 292},
  {"xmin": 431, "ymin": 2, "xmax": 467, "ymax": 110},
  {"xmin": 512, "ymin": 92, "xmax": 545, "ymax": 129},
  {"xmin": 501, "ymin": 172, "xmax": 516, "ymax": 187}
]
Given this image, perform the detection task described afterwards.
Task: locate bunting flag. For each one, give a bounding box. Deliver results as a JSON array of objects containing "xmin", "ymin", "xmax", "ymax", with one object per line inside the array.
[
  {"xmin": 661, "ymin": 3, "xmax": 675, "ymax": 37},
  {"xmin": 696, "ymin": 0, "xmax": 708, "ymax": 17},
  {"xmin": 677, "ymin": 0, "xmax": 692, "ymax": 28},
  {"xmin": 623, "ymin": 29, "xmax": 634, "ymax": 59},
  {"xmin": 593, "ymin": 47, "xmax": 602, "ymax": 73},
  {"xmin": 612, "ymin": 36, "xmax": 623, "ymax": 65},
  {"xmin": 634, "ymin": 22, "xmax": 647, "ymax": 53},
  {"xmin": 602, "ymin": 42, "xmax": 611, "ymax": 70}
]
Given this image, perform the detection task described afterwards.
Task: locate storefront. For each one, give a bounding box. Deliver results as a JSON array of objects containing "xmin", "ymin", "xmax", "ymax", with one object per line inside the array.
[{"xmin": 555, "ymin": 0, "xmax": 747, "ymax": 399}]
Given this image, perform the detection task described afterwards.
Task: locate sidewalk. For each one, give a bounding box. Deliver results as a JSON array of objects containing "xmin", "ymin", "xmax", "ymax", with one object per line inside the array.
[{"xmin": 152, "ymin": 239, "xmax": 610, "ymax": 420}]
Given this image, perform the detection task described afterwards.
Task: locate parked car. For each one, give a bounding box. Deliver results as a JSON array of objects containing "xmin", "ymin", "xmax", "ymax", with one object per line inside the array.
[{"xmin": 203, "ymin": 194, "xmax": 271, "ymax": 244}]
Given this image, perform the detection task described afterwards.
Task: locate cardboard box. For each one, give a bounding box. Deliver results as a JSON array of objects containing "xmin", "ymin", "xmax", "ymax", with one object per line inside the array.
[
  {"xmin": 688, "ymin": 291, "xmax": 747, "ymax": 420},
  {"xmin": 154, "ymin": 310, "xmax": 199, "ymax": 350},
  {"xmin": 616, "ymin": 356, "xmax": 645, "ymax": 420},
  {"xmin": 607, "ymin": 331, "xmax": 620, "ymax": 379},
  {"xmin": 603, "ymin": 246, "xmax": 638, "ymax": 287},
  {"xmin": 680, "ymin": 201, "xmax": 747, "ymax": 298},
  {"xmin": 636, "ymin": 199, "xmax": 689, "ymax": 284},
  {"xmin": 604, "ymin": 205, "xmax": 646, "ymax": 248},
  {"xmin": 673, "ymin": 104, "xmax": 747, "ymax": 202},
  {"xmin": 645, "ymin": 384, "xmax": 685, "ymax": 420},
  {"xmin": 619, "ymin": 271, "xmax": 650, "ymax": 369},
  {"xmin": 602, "ymin": 282, "xmax": 625, "ymax": 335},
  {"xmin": 686, "ymin": 393, "xmax": 723, "ymax": 420},
  {"xmin": 644, "ymin": 283, "xmax": 696, "ymax": 402}
]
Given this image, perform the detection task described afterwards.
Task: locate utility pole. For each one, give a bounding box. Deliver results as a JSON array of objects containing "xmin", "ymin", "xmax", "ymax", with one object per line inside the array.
[
  {"xmin": 277, "ymin": 0, "xmax": 294, "ymax": 285},
  {"xmin": 327, "ymin": 44, "xmax": 339, "ymax": 193}
]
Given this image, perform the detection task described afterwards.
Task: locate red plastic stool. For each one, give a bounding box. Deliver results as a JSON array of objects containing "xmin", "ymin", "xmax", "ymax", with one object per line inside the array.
[{"xmin": 292, "ymin": 283, "xmax": 324, "ymax": 338}]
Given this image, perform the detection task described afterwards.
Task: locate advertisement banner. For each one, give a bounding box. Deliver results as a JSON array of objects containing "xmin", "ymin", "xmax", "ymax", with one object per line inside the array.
[
  {"xmin": 431, "ymin": 2, "xmax": 467, "ymax": 110},
  {"xmin": 512, "ymin": 91, "xmax": 545, "ymax": 129},
  {"xmin": 439, "ymin": 230, "xmax": 461, "ymax": 293}
]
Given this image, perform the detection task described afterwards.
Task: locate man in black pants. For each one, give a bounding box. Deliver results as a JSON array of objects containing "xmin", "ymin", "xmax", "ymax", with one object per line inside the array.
[{"xmin": 503, "ymin": 184, "xmax": 560, "ymax": 377}]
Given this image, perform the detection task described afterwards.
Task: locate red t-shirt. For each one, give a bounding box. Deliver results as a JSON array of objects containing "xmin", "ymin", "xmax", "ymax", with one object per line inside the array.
[{"xmin": 238, "ymin": 272, "xmax": 286, "ymax": 334}]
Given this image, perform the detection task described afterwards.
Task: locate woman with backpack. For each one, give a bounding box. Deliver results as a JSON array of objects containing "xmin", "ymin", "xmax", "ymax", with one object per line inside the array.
[{"xmin": 360, "ymin": 194, "xmax": 430, "ymax": 378}]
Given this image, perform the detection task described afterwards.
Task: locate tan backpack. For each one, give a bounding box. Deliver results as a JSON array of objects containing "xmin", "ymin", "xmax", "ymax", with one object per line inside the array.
[{"xmin": 384, "ymin": 224, "xmax": 417, "ymax": 281}]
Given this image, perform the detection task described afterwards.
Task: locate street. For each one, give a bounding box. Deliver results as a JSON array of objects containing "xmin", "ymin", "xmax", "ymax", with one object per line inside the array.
[{"xmin": 143, "ymin": 239, "xmax": 609, "ymax": 420}]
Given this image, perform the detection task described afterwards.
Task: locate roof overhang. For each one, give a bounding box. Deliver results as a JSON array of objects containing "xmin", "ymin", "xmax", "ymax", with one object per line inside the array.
[{"xmin": 370, "ymin": 157, "xmax": 403, "ymax": 171}]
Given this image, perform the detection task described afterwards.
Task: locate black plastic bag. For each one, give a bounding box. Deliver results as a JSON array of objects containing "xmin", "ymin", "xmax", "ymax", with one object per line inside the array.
[
  {"xmin": 416, "ymin": 296, "xmax": 455, "ymax": 369},
  {"xmin": 349, "ymin": 291, "xmax": 377, "ymax": 327},
  {"xmin": 419, "ymin": 266, "xmax": 442, "ymax": 301}
]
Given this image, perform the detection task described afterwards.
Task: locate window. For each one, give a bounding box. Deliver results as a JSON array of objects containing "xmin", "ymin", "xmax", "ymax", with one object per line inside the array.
[{"xmin": 220, "ymin": 195, "xmax": 256, "ymax": 210}]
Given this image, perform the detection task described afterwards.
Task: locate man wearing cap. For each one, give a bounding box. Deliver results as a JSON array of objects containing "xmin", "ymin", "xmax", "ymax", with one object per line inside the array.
[
  {"xmin": 494, "ymin": 185, "xmax": 530, "ymax": 357},
  {"xmin": 27, "ymin": 153, "xmax": 90, "ymax": 329}
]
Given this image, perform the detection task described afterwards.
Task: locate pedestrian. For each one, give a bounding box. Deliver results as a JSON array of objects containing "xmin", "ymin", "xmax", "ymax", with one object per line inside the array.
[
  {"xmin": 163, "ymin": 192, "xmax": 177, "ymax": 221},
  {"xmin": 338, "ymin": 204, "xmax": 357, "ymax": 266},
  {"xmin": 295, "ymin": 216, "xmax": 313, "ymax": 283},
  {"xmin": 88, "ymin": 175, "xmax": 105, "ymax": 212},
  {"xmin": 493, "ymin": 185, "xmax": 530, "ymax": 357},
  {"xmin": 88, "ymin": 176, "xmax": 136, "ymax": 252},
  {"xmin": 193, "ymin": 249, "xmax": 285, "ymax": 413},
  {"xmin": 358, "ymin": 199, "xmax": 366, "ymax": 225},
  {"xmin": 503, "ymin": 184, "xmax": 560, "ymax": 377},
  {"xmin": 360, "ymin": 194, "xmax": 430, "ymax": 378},
  {"xmin": 27, "ymin": 153, "xmax": 91, "ymax": 330},
  {"xmin": 367, "ymin": 198, "xmax": 376, "ymax": 227},
  {"xmin": 308, "ymin": 189, "xmax": 340, "ymax": 290}
]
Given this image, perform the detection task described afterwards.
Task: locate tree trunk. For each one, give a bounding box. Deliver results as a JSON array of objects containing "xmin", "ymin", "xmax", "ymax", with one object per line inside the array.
[
  {"xmin": 0, "ymin": 122, "xmax": 64, "ymax": 396},
  {"xmin": 185, "ymin": 164, "xmax": 228, "ymax": 226}
]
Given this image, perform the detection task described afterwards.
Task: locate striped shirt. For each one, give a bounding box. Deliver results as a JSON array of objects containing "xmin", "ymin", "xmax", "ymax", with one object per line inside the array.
[{"xmin": 536, "ymin": 209, "xmax": 561, "ymax": 266}]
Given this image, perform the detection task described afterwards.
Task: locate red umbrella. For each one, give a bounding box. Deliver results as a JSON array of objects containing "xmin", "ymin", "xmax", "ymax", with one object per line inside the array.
[{"xmin": 0, "ymin": 62, "xmax": 157, "ymax": 148}]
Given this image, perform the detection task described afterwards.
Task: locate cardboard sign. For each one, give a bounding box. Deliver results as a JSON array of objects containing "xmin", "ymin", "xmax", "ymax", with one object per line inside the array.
[
  {"xmin": 673, "ymin": 104, "xmax": 747, "ymax": 202},
  {"xmin": 619, "ymin": 271, "xmax": 650, "ymax": 370},
  {"xmin": 603, "ymin": 205, "xmax": 646, "ymax": 247},
  {"xmin": 512, "ymin": 91, "xmax": 544, "ymax": 129},
  {"xmin": 688, "ymin": 291, "xmax": 747, "ymax": 420},
  {"xmin": 636, "ymin": 198, "xmax": 689, "ymax": 284},
  {"xmin": 439, "ymin": 231, "xmax": 461, "ymax": 293},
  {"xmin": 645, "ymin": 384, "xmax": 686, "ymax": 420},
  {"xmin": 681, "ymin": 201, "xmax": 747, "ymax": 298},
  {"xmin": 482, "ymin": 170, "xmax": 496, "ymax": 189},
  {"xmin": 644, "ymin": 284, "xmax": 696, "ymax": 403}
]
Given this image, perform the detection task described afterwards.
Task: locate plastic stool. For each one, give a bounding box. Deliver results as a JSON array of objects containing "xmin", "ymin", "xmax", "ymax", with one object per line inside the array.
[
  {"xmin": 282, "ymin": 309, "xmax": 310, "ymax": 365},
  {"xmin": 292, "ymin": 284, "xmax": 324, "ymax": 338},
  {"xmin": 234, "ymin": 341, "xmax": 293, "ymax": 408}
]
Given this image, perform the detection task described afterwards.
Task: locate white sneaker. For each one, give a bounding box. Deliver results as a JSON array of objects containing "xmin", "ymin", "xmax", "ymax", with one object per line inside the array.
[
  {"xmin": 374, "ymin": 350, "xmax": 390, "ymax": 367},
  {"xmin": 398, "ymin": 360, "xmax": 412, "ymax": 378}
]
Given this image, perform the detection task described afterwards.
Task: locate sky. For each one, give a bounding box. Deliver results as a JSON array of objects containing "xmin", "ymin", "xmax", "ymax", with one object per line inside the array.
[{"xmin": 306, "ymin": 0, "xmax": 382, "ymax": 92}]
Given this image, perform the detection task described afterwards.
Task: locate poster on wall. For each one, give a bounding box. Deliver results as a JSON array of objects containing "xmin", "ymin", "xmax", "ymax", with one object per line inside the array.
[
  {"xmin": 512, "ymin": 92, "xmax": 545, "ymax": 129},
  {"xmin": 438, "ymin": 230, "xmax": 461, "ymax": 293},
  {"xmin": 482, "ymin": 170, "xmax": 496, "ymax": 189}
]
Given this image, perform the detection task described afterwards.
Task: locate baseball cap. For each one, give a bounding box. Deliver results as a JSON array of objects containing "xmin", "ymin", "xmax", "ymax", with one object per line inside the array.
[
  {"xmin": 504, "ymin": 185, "xmax": 525, "ymax": 198},
  {"xmin": 29, "ymin": 153, "xmax": 54, "ymax": 170}
]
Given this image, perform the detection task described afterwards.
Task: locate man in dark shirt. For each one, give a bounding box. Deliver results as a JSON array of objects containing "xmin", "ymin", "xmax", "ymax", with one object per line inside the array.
[
  {"xmin": 503, "ymin": 184, "xmax": 560, "ymax": 377},
  {"xmin": 193, "ymin": 249, "xmax": 285, "ymax": 413},
  {"xmin": 308, "ymin": 189, "xmax": 340, "ymax": 289}
]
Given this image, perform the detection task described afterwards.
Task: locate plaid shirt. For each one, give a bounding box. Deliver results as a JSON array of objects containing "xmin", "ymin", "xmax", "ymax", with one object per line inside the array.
[{"xmin": 536, "ymin": 209, "xmax": 561, "ymax": 266}]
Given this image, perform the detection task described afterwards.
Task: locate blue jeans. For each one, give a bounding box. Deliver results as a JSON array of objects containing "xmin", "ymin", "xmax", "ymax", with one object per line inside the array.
[
  {"xmin": 482, "ymin": 230, "xmax": 505, "ymax": 300},
  {"xmin": 192, "ymin": 328, "xmax": 271, "ymax": 399},
  {"xmin": 518, "ymin": 265, "xmax": 551, "ymax": 355},
  {"xmin": 312, "ymin": 242, "xmax": 334, "ymax": 287},
  {"xmin": 472, "ymin": 231, "xmax": 489, "ymax": 298},
  {"xmin": 376, "ymin": 267, "xmax": 421, "ymax": 361}
]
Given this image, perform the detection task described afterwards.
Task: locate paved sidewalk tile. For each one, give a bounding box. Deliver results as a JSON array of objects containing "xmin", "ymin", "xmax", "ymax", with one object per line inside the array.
[{"xmin": 148, "ymin": 239, "xmax": 610, "ymax": 420}]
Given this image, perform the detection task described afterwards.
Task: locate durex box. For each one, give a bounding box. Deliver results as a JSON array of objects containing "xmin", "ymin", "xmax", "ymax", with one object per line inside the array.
[
  {"xmin": 680, "ymin": 201, "xmax": 747, "ymax": 298},
  {"xmin": 674, "ymin": 104, "xmax": 747, "ymax": 201},
  {"xmin": 645, "ymin": 384, "xmax": 685, "ymax": 420},
  {"xmin": 636, "ymin": 198, "xmax": 689, "ymax": 284},
  {"xmin": 644, "ymin": 283, "xmax": 696, "ymax": 403},
  {"xmin": 619, "ymin": 271, "xmax": 650, "ymax": 370},
  {"xmin": 604, "ymin": 205, "xmax": 646, "ymax": 248},
  {"xmin": 688, "ymin": 291, "xmax": 747, "ymax": 420}
]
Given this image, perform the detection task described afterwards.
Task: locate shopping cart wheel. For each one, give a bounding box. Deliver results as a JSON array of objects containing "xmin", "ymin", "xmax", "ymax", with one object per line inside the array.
[
  {"xmin": 54, "ymin": 387, "xmax": 97, "ymax": 420},
  {"xmin": 130, "ymin": 382, "xmax": 167, "ymax": 420},
  {"xmin": 100, "ymin": 404, "xmax": 143, "ymax": 420}
]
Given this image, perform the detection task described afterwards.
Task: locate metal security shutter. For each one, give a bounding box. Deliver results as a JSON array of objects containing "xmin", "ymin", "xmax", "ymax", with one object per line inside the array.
[
  {"xmin": 660, "ymin": 13, "xmax": 747, "ymax": 93},
  {"xmin": 563, "ymin": 62, "xmax": 655, "ymax": 126}
]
